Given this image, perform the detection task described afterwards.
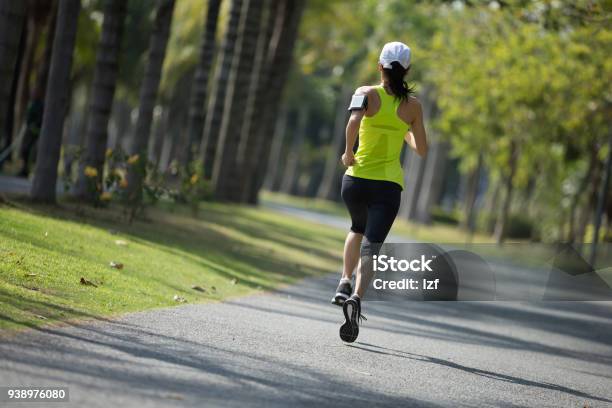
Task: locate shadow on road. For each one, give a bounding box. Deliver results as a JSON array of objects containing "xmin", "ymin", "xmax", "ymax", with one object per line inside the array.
[
  {"xmin": 0, "ymin": 317, "xmax": 440, "ymax": 407},
  {"xmin": 348, "ymin": 342, "xmax": 611, "ymax": 403}
]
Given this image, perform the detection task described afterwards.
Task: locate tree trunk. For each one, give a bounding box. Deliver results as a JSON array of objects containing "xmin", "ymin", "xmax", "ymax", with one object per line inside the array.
[
  {"xmin": 493, "ymin": 141, "xmax": 518, "ymax": 245},
  {"xmin": 589, "ymin": 128, "xmax": 612, "ymax": 264},
  {"xmin": 182, "ymin": 0, "xmax": 221, "ymax": 166},
  {"xmin": 304, "ymin": 125, "xmax": 330, "ymax": 196},
  {"xmin": 0, "ymin": 0, "xmax": 27, "ymax": 152},
  {"xmin": 248, "ymin": 0, "xmax": 291, "ymax": 196},
  {"xmin": 12, "ymin": 2, "xmax": 58, "ymax": 171},
  {"xmin": 157, "ymin": 112, "xmax": 174, "ymax": 172},
  {"xmin": 212, "ymin": 0, "xmax": 265, "ymax": 201},
  {"xmin": 163, "ymin": 69, "xmax": 192, "ymax": 174},
  {"xmin": 568, "ymin": 145, "xmax": 597, "ymax": 243},
  {"xmin": 33, "ymin": 4, "xmax": 58, "ymax": 103},
  {"xmin": 576, "ymin": 149, "xmax": 604, "ymax": 253},
  {"xmin": 247, "ymin": 0, "xmax": 305, "ymax": 203},
  {"xmin": 164, "ymin": 91, "xmax": 188, "ymax": 174},
  {"xmin": 414, "ymin": 140, "xmax": 450, "ymax": 224},
  {"xmin": 150, "ymin": 107, "xmax": 168, "ymax": 168},
  {"xmin": 461, "ymin": 152, "xmax": 483, "ymax": 231},
  {"xmin": 484, "ymin": 176, "xmax": 500, "ymax": 233},
  {"xmin": 280, "ymin": 105, "xmax": 309, "ymax": 194},
  {"xmin": 399, "ymin": 148, "xmax": 427, "ymax": 220},
  {"xmin": 200, "ymin": 0, "xmax": 243, "ymax": 180},
  {"xmin": 262, "ymin": 105, "xmax": 288, "ymax": 191},
  {"xmin": 401, "ymin": 87, "xmax": 437, "ymax": 221},
  {"xmin": 235, "ymin": 0, "xmax": 278, "ymax": 202},
  {"xmin": 13, "ymin": 1, "xmax": 55, "ymax": 142},
  {"xmin": 0, "ymin": 19, "xmax": 24, "ymax": 169},
  {"xmin": 12, "ymin": 19, "xmax": 37, "ymax": 144},
  {"xmin": 317, "ymin": 85, "xmax": 352, "ymax": 200},
  {"xmin": 109, "ymin": 98, "xmax": 131, "ymax": 149},
  {"xmin": 30, "ymin": 0, "xmax": 80, "ymax": 203},
  {"xmin": 126, "ymin": 0, "xmax": 175, "ymax": 204},
  {"xmin": 75, "ymin": 0, "xmax": 127, "ymax": 201}
]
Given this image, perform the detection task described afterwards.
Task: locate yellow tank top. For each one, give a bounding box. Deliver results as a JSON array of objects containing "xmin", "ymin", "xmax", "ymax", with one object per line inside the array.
[{"xmin": 345, "ymin": 85, "xmax": 408, "ymax": 189}]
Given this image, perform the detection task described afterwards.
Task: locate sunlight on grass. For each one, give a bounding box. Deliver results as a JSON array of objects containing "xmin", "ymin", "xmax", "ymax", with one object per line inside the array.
[{"xmin": 0, "ymin": 200, "xmax": 345, "ymax": 331}]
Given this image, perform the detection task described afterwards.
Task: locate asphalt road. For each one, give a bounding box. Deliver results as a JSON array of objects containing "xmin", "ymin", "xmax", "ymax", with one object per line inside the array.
[
  {"xmin": 1, "ymin": 275, "xmax": 612, "ymax": 408},
  {"xmin": 1, "ymin": 180, "xmax": 611, "ymax": 407},
  {"xmin": 0, "ymin": 175, "xmax": 33, "ymax": 195}
]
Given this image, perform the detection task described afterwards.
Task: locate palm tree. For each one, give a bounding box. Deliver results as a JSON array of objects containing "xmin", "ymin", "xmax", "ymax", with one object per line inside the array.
[
  {"xmin": 75, "ymin": 0, "xmax": 128, "ymax": 201},
  {"xmin": 30, "ymin": 0, "xmax": 81, "ymax": 203},
  {"xmin": 126, "ymin": 0, "xmax": 175, "ymax": 204},
  {"xmin": 279, "ymin": 105, "xmax": 309, "ymax": 194},
  {"xmin": 200, "ymin": 0, "xmax": 243, "ymax": 180},
  {"xmin": 0, "ymin": 0, "xmax": 27, "ymax": 153},
  {"xmin": 245, "ymin": 0, "xmax": 305, "ymax": 203},
  {"xmin": 316, "ymin": 85, "xmax": 352, "ymax": 200},
  {"xmin": 493, "ymin": 140, "xmax": 518, "ymax": 244},
  {"xmin": 32, "ymin": 3, "xmax": 58, "ymax": 103},
  {"xmin": 262, "ymin": 105, "xmax": 288, "ymax": 191},
  {"xmin": 13, "ymin": 0, "xmax": 56, "ymax": 142},
  {"xmin": 212, "ymin": 0, "xmax": 265, "ymax": 201},
  {"xmin": 234, "ymin": 0, "xmax": 278, "ymax": 201},
  {"xmin": 182, "ymin": 0, "xmax": 221, "ymax": 166}
]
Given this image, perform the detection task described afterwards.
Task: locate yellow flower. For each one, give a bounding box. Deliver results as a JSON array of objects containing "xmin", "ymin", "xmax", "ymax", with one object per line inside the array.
[
  {"xmin": 105, "ymin": 148, "xmax": 113, "ymax": 158},
  {"xmin": 84, "ymin": 166, "xmax": 98, "ymax": 178},
  {"xmin": 127, "ymin": 154, "xmax": 140, "ymax": 165},
  {"xmin": 190, "ymin": 174, "xmax": 199, "ymax": 185},
  {"xmin": 100, "ymin": 192, "xmax": 112, "ymax": 201},
  {"xmin": 119, "ymin": 179, "xmax": 128, "ymax": 189}
]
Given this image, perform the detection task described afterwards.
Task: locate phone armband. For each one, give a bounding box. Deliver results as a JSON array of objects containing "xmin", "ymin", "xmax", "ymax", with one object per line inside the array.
[{"xmin": 348, "ymin": 94, "xmax": 367, "ymax": 111}]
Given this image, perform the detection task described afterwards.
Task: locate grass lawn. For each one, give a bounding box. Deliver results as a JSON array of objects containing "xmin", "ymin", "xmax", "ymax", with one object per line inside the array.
[{"xmin": 0, "ymin": 198, "xmax": 345, "ymax": 332}]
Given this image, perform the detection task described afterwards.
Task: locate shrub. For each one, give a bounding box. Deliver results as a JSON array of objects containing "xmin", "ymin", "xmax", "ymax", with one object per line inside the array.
[
  {"xmin": 431, "ymin": 207, "xmax": 460, "ymax": 225},
  {"xmin": 505, "ymin": 214, "xmax": 535, "ymax": 239}
]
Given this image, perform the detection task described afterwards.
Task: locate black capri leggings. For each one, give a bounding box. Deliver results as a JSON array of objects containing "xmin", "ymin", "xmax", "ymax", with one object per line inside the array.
[{"xmin": 341, "ymin": 174, "xmax": 402, "ymax": 247}]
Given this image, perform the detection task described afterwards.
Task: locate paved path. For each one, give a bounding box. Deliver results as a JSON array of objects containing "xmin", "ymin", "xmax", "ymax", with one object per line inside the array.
[
  {"xmin": 1, "ymin": 275, "xmax": 611, "ymax": 407},
  {"xmin": 1, "ymin": 184, "xmax": 611, "ymax": 407},
  {"xmin": 0, "ymin": 174, "xmax": 32, "ymax": 195}
]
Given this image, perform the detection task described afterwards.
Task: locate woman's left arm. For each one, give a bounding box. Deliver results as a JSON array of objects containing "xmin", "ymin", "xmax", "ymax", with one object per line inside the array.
[{"xmin": 405, "ymin": 99, "xmax": 427, "ymax": 157}]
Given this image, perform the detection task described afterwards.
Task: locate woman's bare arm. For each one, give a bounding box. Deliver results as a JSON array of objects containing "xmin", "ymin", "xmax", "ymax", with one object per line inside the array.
[
  {"xmin": 404, "ymin": 99, "xmax": 427, "ymax": 157},
  {"xmin": 342, "ymin": 109, "xmax": 365, "ymax": 166},
  {"xmin": 342, "ymin": 87, "xmax": 371, "ymax": 166}
]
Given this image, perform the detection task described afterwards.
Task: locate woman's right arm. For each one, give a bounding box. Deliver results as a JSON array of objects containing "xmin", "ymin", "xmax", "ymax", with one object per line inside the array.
[
  {"xmin": 342, "ymin": 87, "xmax": 370, "ymax": 167},
  {"xmin": 342, "ymin": 109, "xmax": 365, "ymax": 166}
]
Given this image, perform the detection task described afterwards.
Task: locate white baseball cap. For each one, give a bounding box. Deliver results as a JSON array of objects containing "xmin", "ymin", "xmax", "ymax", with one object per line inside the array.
[{"xmin": 379, "ymin": 41, "xmax": 411, "ymax": 69}]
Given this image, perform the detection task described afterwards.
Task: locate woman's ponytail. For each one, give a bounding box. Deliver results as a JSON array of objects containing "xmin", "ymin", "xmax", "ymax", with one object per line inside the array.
[{"xmin": 382, "ymin": 61, "xmax": 414, "ymax": 102}]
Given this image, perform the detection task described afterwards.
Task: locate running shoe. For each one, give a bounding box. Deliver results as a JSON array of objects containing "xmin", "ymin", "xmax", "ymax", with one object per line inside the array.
[
  {"xmin": 331, "ymin": 279, "xmax": 352, "ymax": 306},
  {"xmin": 340, "ymin": 295, "xmax": 366, "ymax": 343}
]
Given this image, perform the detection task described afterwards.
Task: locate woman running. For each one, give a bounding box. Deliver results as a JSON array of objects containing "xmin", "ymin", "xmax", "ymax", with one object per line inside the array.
[{"xmin": 332, "ymin": 42, "xmax": 427, "ymax": 343}]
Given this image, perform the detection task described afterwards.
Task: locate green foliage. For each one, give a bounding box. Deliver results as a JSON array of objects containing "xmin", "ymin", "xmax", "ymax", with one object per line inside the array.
[
  {"xmin": 505, "ymin": 213, "xmax": 536, "ymax": 240},
  {"xmin": 160, "ymin": 0, "xmax": 209, "ymax": 100},
  {"xmin": 424, "ymin": 1, "xmax": 611, "ymax": 240},
  {"xmin": 73, "ymin": 4, "xmax": 101, "ymax": 81},
  {"xmin": 431, "ymin": 207, "xmax": 460, "ymax": 226},
  {"xmin": 116, "ymin": 0, "xmax": 155, "ymax": 104}
]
